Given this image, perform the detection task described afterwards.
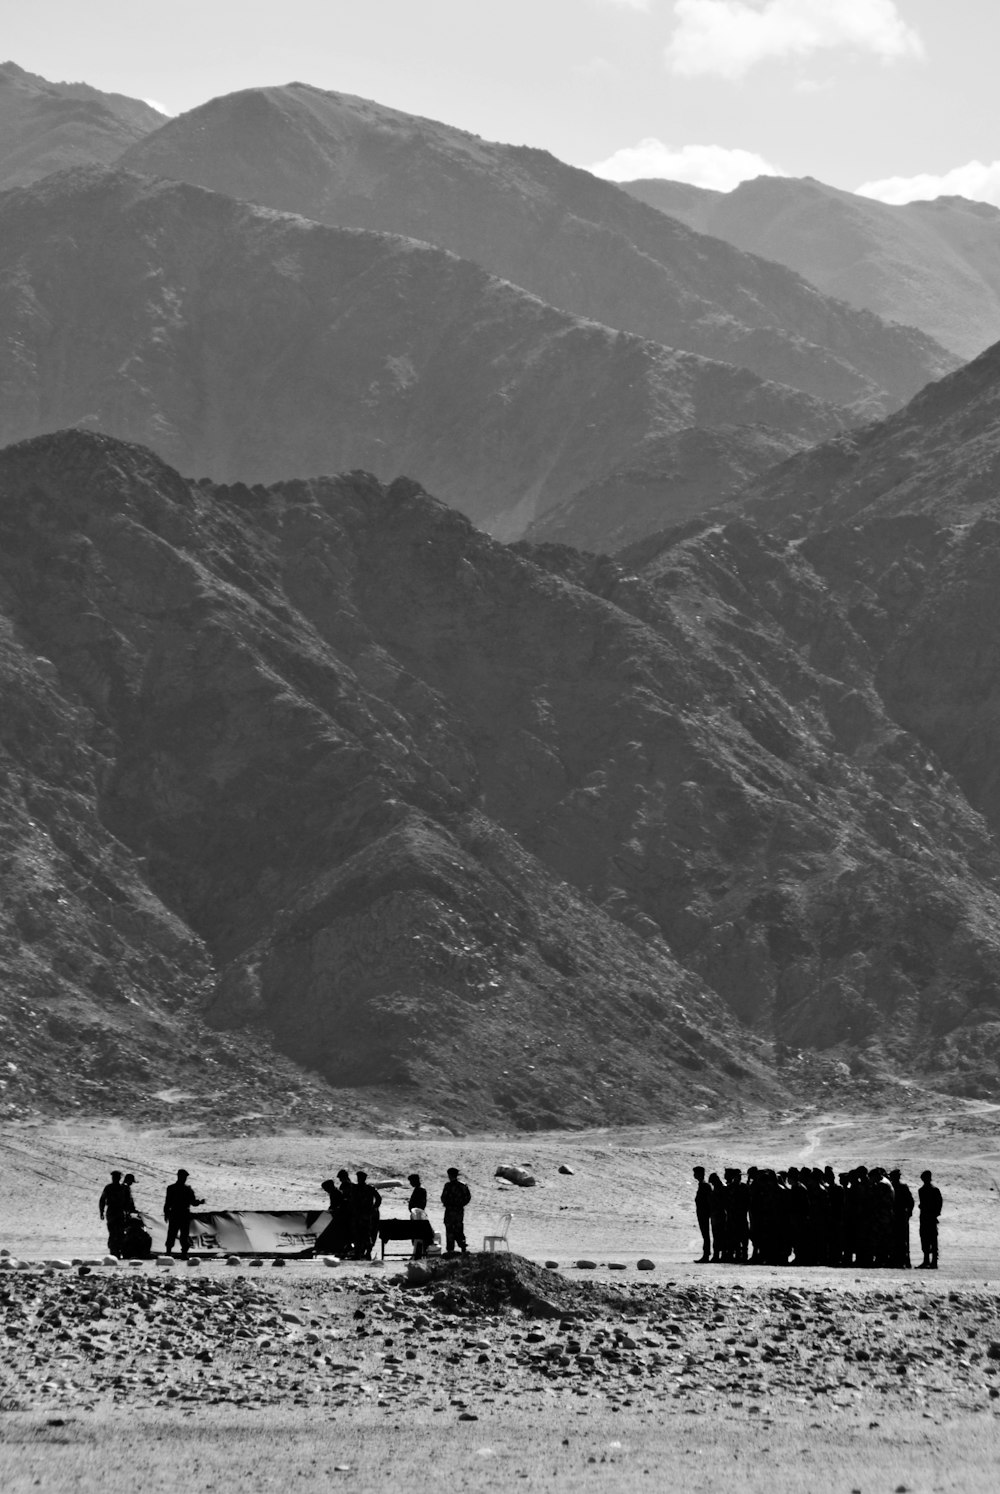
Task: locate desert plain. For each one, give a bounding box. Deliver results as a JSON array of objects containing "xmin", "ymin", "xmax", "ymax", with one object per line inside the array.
[{"xmin": 1, "ymin": 1098, "xmax": 1000, "ymax": 1492}]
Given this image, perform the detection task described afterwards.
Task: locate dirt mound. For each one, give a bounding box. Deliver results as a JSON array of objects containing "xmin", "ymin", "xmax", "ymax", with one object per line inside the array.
[{"xmin": 413, "ymin": 1251, "xmax": 621, "ymax": 1317}]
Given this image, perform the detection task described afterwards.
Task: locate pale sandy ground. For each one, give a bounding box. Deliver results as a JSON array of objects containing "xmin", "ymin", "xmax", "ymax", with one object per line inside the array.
[{"xmin": 2, "ymin": 1100, "xmax": 1000, "ymax": 1491}]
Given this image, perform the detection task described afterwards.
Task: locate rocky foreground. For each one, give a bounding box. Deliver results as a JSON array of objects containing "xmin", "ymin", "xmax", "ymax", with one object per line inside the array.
[{"xmin": 2, "ymin": 1252, "xmax": 1000, "ymax": 1426}]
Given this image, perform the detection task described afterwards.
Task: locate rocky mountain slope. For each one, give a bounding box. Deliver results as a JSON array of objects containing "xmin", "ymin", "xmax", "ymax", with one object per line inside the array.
[
  {"xmin": 0, "ymin": 60, "xmax": 164, "ymax": 189},
  {"xmin": 0, "ymin": 165, "xmax": 845, "ymax": 540},
  {"xmin": 626, "ymin": 174, "xmax": 1000, "ymax": 362},
  {"xmin": 738, "ymin": 338, "xmax": 1000, "ymax": 534},
  {"xmin": 5, "ymin": 430, "xmax": 1000, "ymax": 1118},
  {"xmin": 524, "ymin": 425, "xmax": 806, "ymax": 554},
  {"xmin": 117, "ymin": 82, "xmax": 958, "ymax": 415}
]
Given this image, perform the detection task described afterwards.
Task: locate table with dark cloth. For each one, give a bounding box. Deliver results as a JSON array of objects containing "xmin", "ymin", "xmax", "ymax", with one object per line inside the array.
[{"xmin": 377, "ymin": 1219, "xmax": 435, "ymax": 1258}]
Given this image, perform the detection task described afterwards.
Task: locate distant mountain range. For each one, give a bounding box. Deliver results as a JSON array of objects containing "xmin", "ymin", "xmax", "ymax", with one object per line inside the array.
[
  {"xmin": 115, "ymin": 82, "xmax": 957, "ymax": 416},
  {"xmin": 0, "ymin": 166, "xmax": 845, "ymax": 538},
  {"xmin": 626, "ymin": 174, "xmax": 1000, "ymax": 362},
  {"xmin": 0, "ymin": 60, "xmax": 164, "ymax": 188}
]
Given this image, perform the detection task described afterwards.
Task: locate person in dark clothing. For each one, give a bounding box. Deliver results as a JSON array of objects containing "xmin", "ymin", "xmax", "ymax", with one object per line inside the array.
[
  {"xmin": 889, "ymin": 1169, "xmax": 914, "ymax": 1268},
  {"xmin": 352, "ymin": 1172, "xmax": 382, "ymax": 1260},
  {"xmin": 408, "ymin": 1171, "xmax": 430, "ymax": 1259},
  {"xmin": 334, "ymin": 1169, "xmax": 356, "ymax": 1255},
  {"xmin": 163, "ymin": 1169, "xmax": 204, "ymax": 1257},
  {"xmin": 917, "ymin": 1170, "xmax": 943, "ymax": 1269},
  {"xmin": 98, "ymin": 1170, "xmax": 131, "ymax": 1257},
  {"xmin": 724, "ymin": 1169, "xmax": 750, "ymax": 1264},
  {"xmin": 785, "ymin": 1167, "xmax": 812, "ymax": 1265},
  {"xmin": 702, "ymin": 1165, "xmax": 726, "ymax": 1260},
  {"xmin": 408, "ymin": 1172, "xmax": 428, "ymax": 1214},
  {"xmin": 441, "ymin": 1167, "xmax": 471, "ymax": 1255},
  {"xmin": 313, "ymin": 1179, "xmax": 351, "ymax": 1257},
  {"xmin": 693, "ymin": 1166, "xmax": 712, "ymax": 1263}
]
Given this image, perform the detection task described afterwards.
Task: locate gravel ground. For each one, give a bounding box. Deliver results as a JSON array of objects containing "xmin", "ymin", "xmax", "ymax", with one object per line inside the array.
[
  {"xmin": 3, "ymin": 1108, "xmax": 1000, "ymax": 1489},
  {"xmin": 2, "ymin": 1253, "xmax": 1000, "ymax": 1490}
]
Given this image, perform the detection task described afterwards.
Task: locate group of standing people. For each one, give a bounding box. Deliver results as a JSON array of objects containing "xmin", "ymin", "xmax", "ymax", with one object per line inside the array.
[
  {"xmin": 98, "ymin": 1164, "xmax": 473, "ymax": 1261},
  {"xmin": 314, "ymin": 1167, "xmax": 472, "ymax": 1258},
  {"xmin": 693, "ymin": 1164, "xmax": 944, "ymax": 1270},
  {"xmin": 99, "ymin": 1168, "xmax": 202, "ymax": 1258}
]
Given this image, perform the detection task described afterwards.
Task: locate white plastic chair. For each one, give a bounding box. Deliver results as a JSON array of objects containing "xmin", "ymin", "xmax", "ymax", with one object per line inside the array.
[{"xmin": 483, "ymin": 1211, "xmax": 512, "ymax": 1252}]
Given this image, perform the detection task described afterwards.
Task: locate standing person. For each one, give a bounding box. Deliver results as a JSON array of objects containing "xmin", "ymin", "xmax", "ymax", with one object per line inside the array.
[
  {"xmin": 335, "ymin": 1169, "xmax": 356, "ymax": 1256},
  {"xmin": 708, "ymin": 1172, "xmax": 726, "ymax": 1262},
  {"xmin": 408, "ymin": 1171, "xmax": 429, "ymax": 1259},
  {"xmin": 917, "ymin": 1170, "xmax": 943, "ymax": 1269},
  {"xmin": 889, "ymin": 1169, "xmax": 914, "ymax": 1268},
  {"xmin": 163, "ymin": 1169, "xmax": 204, "ymax": 1258},
  {"xmin": 692, "ymin": 1166, "xmax": 712, "ymax": 1263},
  {"xmin": 313, "ymin": 1180, "xmax": 351, "ymax": 1257},
  {"xmin": 98, "ymin": 1170, "xmax": 131, "ymax": 1257},
  {"xmin": 441, "ymin": 1167, "xmax": 471, "ymax": 1255},
  {"xmin": 352, "ymin": 1172, "xmax": 382, "ymax": 1260}
]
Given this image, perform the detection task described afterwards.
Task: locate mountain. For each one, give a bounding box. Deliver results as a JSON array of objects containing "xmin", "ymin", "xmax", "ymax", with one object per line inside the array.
[
  {"xmin": 625, "ymin": 174, "xmax": 1000, "ymax": 362},
  {"xmin": 0, "ymin": 60, "xmax": 164, "ymax": 189},
  {"xmin": 0, "ymin": 165, "xmax": 845, "ymax": 539},
  {"xmin": 523, "ymin": 425, "xmax": 807, "ymax": 554},
  {"xmin": 737, "ymin": 338, "xmax": 1000, "ymax": 534},
  {"xmin": 5, "ymin": 430, "xmax": 1000, "ymax": 1119},
  {"xmin": 117, "ymin": 82, "xmax": 958, "ymax": 415}
]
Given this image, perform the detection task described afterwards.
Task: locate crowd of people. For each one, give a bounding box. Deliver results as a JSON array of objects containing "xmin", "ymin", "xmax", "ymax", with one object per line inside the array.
[
  {"xmin": 693, "ymin": 1164, "xmax": 944, "ymax": 1269},
  {"xmin": 97, "ymin": 1166, "xmax": 473, "ymax": 1261}
]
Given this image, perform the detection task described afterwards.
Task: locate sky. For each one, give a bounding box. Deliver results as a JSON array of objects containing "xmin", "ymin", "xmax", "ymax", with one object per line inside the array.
[{"xmin": 6, "ymin": 0, "xmax": 1000, "ymax": 203}]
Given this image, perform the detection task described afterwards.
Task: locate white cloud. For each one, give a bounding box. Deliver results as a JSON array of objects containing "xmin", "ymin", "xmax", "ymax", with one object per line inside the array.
[
  {"xmin": 143, "ymin": 98, "xmax": 173, "ymax": 116},
  {"xmin": 665, "ymin": 0, "xmax": 924, "ymax": 80},
  {"xmin": 858, "ymin": 161, "xmax": 1000, "ymax": 208},
  {"xmin": 589, "ymin": 139, "xmax": 787, "ymax": 190}
]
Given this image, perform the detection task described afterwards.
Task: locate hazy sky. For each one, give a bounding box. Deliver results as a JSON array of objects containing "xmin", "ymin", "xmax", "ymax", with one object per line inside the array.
[{"xmin": 7, "ymin": 1, "xmax": 1000, "ymax": 202}]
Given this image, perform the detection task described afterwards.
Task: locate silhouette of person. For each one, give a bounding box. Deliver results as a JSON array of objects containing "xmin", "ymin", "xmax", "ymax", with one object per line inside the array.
[
  {"xmin": 352, "ymin": 1171, "xmax": 382, "ymax": 1260},
  {"xmin": 98, "ymin": 1170, "xmax": 131, "ymax": 1257},
  {"xmin": 693, "ymin": 1166, "xmax": 712, "ymax": 1263},
  {"xmin": 917, "ymin": 1170, "xmax": 943, "ymax": 1269},
  {"xmin": 408, "ymin": 1171, "xmax": 430, "ymax": 1259},
  {"xmin": 441, "ymin": 1167, "xmax": 471, "ymax": 1255},
  {"xmin": 408, "ymin": 1172, "xmax": 428, "ymax": 1214},
  {"xmin": 122, "ymin": 1174, "xmax": 137, "ymax": 1214},
  {"xmin": 313, "ymin": 1180, "xmax": 351, "ymax": 1256},
  {"xmin": 163, "ymin": 1169, "xmax": 204, "ymax": 1257},
  {"xmin": 889, "ymin": 1169, "xmax": 914, "ymax": 1268}
]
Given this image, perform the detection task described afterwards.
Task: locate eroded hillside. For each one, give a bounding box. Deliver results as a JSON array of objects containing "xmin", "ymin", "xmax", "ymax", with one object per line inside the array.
[{"xmin": 4, "ymin": 431, "xmax": 1000, "ymax": 1117}]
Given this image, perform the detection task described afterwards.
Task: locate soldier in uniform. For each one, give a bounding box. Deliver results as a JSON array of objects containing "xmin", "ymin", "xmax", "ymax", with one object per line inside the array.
[
  {"xmin": 441, "ymin": 1167, "xmax": 471, "ymax": 1255},
  {"xmin": 917, "ymin": 1170, "xmax": 943, "ymax": 1269},
  {"xmin": 693, "ymin": 1166, "xmax": 713, "ymax": 1263},
  {"xmin": 163, "ymin": 1169, "xmax": 204, "ymax": 1257},
  {"xmin": 889, "ymin": 1169, "xmax": 914, "ymax": 1268},
  {"xmin": 352, "ymin": 1172, "xmax": 382, "ymax": 1260},
  {"xmin": 98, "ymin": 1170, "xmax": 131, "ymax": 1257}
]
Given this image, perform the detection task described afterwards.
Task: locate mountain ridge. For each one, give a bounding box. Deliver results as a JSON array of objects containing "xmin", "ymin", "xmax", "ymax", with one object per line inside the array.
[
  {"xmin": 0, "ymin": 60, "xmax": 165, "ymax": 189},
  {"xmin": 625, "ymin": 173, "xmax": 1000, "ymax": 361},
  {"xmin": 0, "ymin": 164, "xmax": 846, "ymax": 538},
  {"xmin": 118, "ymin": 81, "xmax": 958, "ymax": 415}
]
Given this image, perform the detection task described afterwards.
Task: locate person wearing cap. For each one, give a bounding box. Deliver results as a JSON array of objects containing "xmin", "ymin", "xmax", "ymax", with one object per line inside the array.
[
  {"xmin": 351, "ymin": 1171, "xmax": 382, "ymax": 1260},
  {"xmin": 163, "ymin": 1169, "xmax": 205, "ymax": 1257},
  {"xmin": 98, "ymin": 1170, "xmax": 131, "ymax": 1256},
  {"xmin": 441, "ymin": 1168, "xmax": 471, "ymax": 1255},
  {"xmin": 917, "ymin": 1170, "xmax": 943, "ymax": 1269}
]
